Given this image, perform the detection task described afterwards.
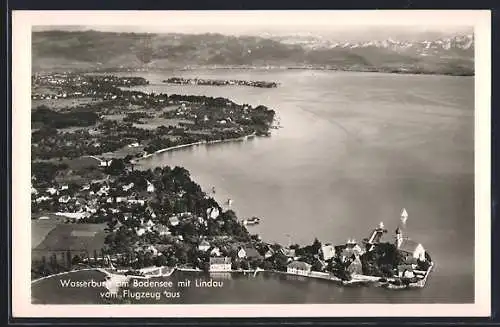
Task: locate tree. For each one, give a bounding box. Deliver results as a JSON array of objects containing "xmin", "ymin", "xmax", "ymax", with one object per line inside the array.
[
  {"xmin": 312, "ymin": 260, "xmax": 323, "ymax": 272},
  {"xmin": 312, "ymin": 238, "xmax": 322, "ymax": 254},
  {"xmin": 274, "ymin": 253, "xmax": 289, "ymax": 271},
  {"xmin": 106, "ymin": 159, "xmax": 125, "ymax": 175},
  {"xmin": 72, "ymin": 255, "xmax": 82, "ymax": 266},
  {"xmin": 66, "ymin": 250, "xmax": 72, "ymax": 269}
]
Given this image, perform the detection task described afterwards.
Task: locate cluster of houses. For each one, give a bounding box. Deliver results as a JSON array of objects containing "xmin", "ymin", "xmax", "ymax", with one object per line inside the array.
[
  {"xmin": 282, "ymin": 222, "xmax": 429, "ymax": 278},
  {"xmin": 31, "ymin": 173, "xmax": 159, "ymax": 222},
  {"xmin": 31, "ymin": 73, "xmax": 149, "ymax": 101}
]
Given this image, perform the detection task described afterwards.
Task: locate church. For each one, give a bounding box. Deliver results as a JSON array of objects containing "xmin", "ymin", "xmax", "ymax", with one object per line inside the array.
[{"xmin": 395, "ymin": 227, "xmax": 426, "ymax": 262}]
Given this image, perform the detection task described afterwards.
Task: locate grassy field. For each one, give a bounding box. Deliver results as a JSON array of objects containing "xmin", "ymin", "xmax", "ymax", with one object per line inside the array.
[
  {"xmin": 133, "ymin": 117, "xmax": 191, "ymax": 130},
  {"xmin": 101, "ymin": 145, "xmax": 144, "ymax": 159},
  {"xmin": 32, "ymin": 218, "xmax": 63, "ymax": 249},
  {"xmin": 32, "ymin": 97, "xmax": 103, "ymax": 111},
  {"xmin": 103, "ymin": 113, "xmax": 127, "ymax": 121},
  {"xmin": 32, "ymin": 221, "xmax": 107, "ymax": 261},
  {"xmin": 62, "ymin": 156, "xmax": 101, "ymax": 170}
]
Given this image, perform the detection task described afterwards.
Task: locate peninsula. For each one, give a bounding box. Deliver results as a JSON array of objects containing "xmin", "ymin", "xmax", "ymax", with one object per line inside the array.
[
  {"xmin": 163, "ymin": 77, "xmax": 278, "ymax": 88},
  {"xmin": 31, "ymin": 72, "xmax": 433, "ymax": 292},
  {"xmin": 31, "ymin": 72, "xmax": 275, "ymax": 162}
]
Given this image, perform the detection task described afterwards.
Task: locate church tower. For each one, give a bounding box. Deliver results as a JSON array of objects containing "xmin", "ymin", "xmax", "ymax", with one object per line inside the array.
[{"xmin": 395, "ymin": 227, "xmax": 403, "ymax": 249}]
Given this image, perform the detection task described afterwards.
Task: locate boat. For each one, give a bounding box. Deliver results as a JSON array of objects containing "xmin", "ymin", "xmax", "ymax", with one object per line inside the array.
[{"xmin": 243, "ymin": 216, "xmax": 261, "ymax": 225}]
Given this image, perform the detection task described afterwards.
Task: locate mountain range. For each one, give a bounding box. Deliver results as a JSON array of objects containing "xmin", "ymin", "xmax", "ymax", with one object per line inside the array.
[{"xmin": 32, "ymin": 30, "xmax": 474, "ymax": 75}]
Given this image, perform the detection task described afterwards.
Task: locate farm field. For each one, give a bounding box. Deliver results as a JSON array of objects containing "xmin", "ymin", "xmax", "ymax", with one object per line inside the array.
[
  {"xmin": 32, "ymin": 220, "xmax": 107, "ymax": 261},
  {"xmin": 32, "ymin": 97, "xmax": 103, "ymax": 110}
]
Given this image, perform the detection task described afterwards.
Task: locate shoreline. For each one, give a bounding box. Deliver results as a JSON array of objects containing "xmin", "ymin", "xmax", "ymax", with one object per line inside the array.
[
  {"xmin": 52, "ymin": 66, "xmax": 474, "ymax": 78},
  {"xmin": 132, "ymin": 132, "xmax": 257, "ymax": 163},
  {"xmin": 32, "ymin": 262, "xmax": 433, "ymax": 290}
]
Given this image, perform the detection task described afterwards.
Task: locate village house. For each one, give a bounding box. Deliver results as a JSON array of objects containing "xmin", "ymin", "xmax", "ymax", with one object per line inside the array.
[
  {"xmin": 58, "ymin": 195, "xmax": 71, "ymax": 204},
  {"xmin": 198, "ymin": 240, "xmax": 211, "ymax": 252},
  {"xmin": 287, "ymin": 261, "xmax": 312, "ymax": 276},
  {"xmin": 153, "ymin": 224, "xmax": 170, "ymax": 236},
  {"xmin": 209, "ymin": 257, "xmax": 232, "ymax": 272},
  {"xmin": 347, "ymin": 256, "xmax": 363, "ymax": 275},
  {"xmin": 145, "ymin": 245, "xmax": 159, "ymax": 256},
  {"xmin": 206, "ymin": 207, "xmax": 220, "ymax": 219},
  {"xmin": 136, "ymin": 227, "xmax": 147, "ymax": 236},
  {"xmin": 127, "ymin": 199, "xmax": 145, "ymax": 206},
  {"xmin": 35, "ymin": 195, "xmax": 51, "ymax": 203},
  {"xmin": 320, "ymin": 244, "xmax": 336, "ymax": 261},
  {"xmin": 210, "ymin": 247, "xmax": 221, "ymax": 257},
  {"xmin": 264, "ymin": 246, "xmax": 275, "ymax": 259},
  {"xmin": 144, "ymin": 219, "xmax": 155, "ymax": 229},
  {"xmin": 238, "ymin": 246, "xmax": 262, "ymax": 260},
  {"xmin": 123, "ymin": 182, "xmax": 134, "ymax": 191},
  {"xmin": 397, "ymin": 264, "xmax": 415, "ymax": 278},
  {"xmin": 146, "ymin": 206, "xmax": 157, "ymax": 219},
  {"xmin": 169, "ymin": 216, "xmax": 180, "ymax": 226},
  {"xmin": 237, "ymin": 247, "xmax": 246, "ymax": 259},
  {"xmin": 339, "ymin": 239, "xmax": 364, "ymax": 263},
  {"xmin": 280, "ymin": 248, "xmax": 296, "ymax": 259},
  {"xmin": 146, "ymin": 180, "xmax": 155, "ymax": 193},
  {"xmin": 46, "ymin": 187, "xmax": 58, "ymax": 195}
]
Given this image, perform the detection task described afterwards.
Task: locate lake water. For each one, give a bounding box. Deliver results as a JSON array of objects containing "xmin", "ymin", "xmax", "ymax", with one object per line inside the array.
[{"xmin": 105, "ymin": 70, "xmax": 475, "ymax": 303}]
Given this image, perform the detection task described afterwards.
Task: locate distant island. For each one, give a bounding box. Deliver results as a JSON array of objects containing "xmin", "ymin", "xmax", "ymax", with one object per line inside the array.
[{"xmin": 163, "ymin": 77, "xmax": 278, "ymax": 88}]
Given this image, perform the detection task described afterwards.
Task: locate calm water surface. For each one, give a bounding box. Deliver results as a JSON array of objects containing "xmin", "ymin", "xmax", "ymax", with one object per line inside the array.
[{"xmin": 115, "ymin": 70, "xmax": 473, "ymax": 303}]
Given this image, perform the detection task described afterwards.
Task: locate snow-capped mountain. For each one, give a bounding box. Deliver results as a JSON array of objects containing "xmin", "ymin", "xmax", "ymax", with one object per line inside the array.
[
  {"xmin": 33, "ymin": 30, "xmax": 474, "ymax": 75},
  {"xmin": 276, "ymin": 34, "xmax": 474, "ymax": 57}
]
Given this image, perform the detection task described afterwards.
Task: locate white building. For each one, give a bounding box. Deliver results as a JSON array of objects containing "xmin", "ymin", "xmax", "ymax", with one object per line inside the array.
[
  {"xmin": 210, "ymin": 247, "xmax": 221, "ymax": 257},
  {"xmin": 237, "ymin": 247, "xmax": 247, "ymax": 259},
  {"xmin": 58, "ymin": 195, "xmax": 71, "ymax": 203},
  {"xmin": 198, "ymin": 240, "xmax": 211, "ymax": 252},
  {"xmin": 395, "ymin": 227, "xmax": 426, "ymax": 262},
  {"xmin": 320, "ymin": 244, "xmax": 336, "ymax": 261},
  {"xmin": 169, "ymin": 216, "xmax": 180, "ymax": 226},
  {"xmin": 123, "ymin": 183, "xmax": 134, "ymax": 191},
  {"xmin": 206, "ymin": 207, "xmax": 220, "ymax": 219},
  {"xmin": 46, "ymin": 187, "xmax": 58, "ymax": 195},
  {"xmin": 153, "ymin": 224, "xmax": 171, "ymax": 236},
  {"xmin": 146, "ymin": 180, "xmax": 155, "ymax": 193},
  {"xmin": 209, "ymin": 257, "xmax": 232, "ymax": 272},
  {"xmin": 287, "ymin": 261, "xmax": 312, "ymax": 276}
]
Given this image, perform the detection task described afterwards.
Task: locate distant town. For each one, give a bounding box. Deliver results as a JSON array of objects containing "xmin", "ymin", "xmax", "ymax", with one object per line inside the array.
[{"xmin": 31, "ymin": 71, "xmax": 433, "ymax": 290}]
